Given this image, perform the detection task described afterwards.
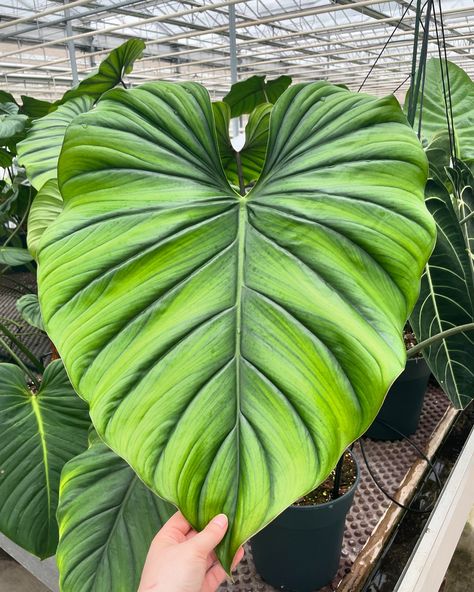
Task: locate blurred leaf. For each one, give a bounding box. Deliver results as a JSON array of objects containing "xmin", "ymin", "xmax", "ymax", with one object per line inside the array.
[
  {"xmin": 27, "ymin": 178, "xmax": 63, "ymax": 258},
  {"xmin": 0, "ymin": 246, "xmax": 33, "ymax": 266},
  {"xmin": 16, "ymin": 294, "xmax": 44, "ymax": 331}
]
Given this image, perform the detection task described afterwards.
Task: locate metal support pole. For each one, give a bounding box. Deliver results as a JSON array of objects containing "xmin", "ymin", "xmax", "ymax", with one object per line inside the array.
[
  {"xmin": 63, "ymin": 0, "xmax": 79, "ymax": 85},
  {"xmin": 228, "ymin": 4, "xmax": 239, "ymax": 138}
]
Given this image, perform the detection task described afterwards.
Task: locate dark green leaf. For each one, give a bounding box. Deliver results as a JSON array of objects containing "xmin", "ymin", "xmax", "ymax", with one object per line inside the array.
[
  {"xmin": 0, "ymin": 246, "xmax": 33, "ymax": 266},
  {"xmin": 16, "ymin": 294, "xmax": 44, "ymax": 331},
  {"xmin": 223, "ymin": 75, "xmax": 291, "ymax": 117},
  {"xmin": 411, "ymin": 175, "xmax": 474, "ymax": 408},
  {"xmin": 20, "ymin": 96, "xmax": 55, "ymax": 118},
  {"xmin": 407, "ymin": 59, "xmax": 474, "ymax": 170},
  {"xmin": 213, "ymin": 101, "xmax": 270, "ymax": 188},
  {"xmin": 60, "ymin": 38, "xmax": 145, "ymax": 103},
  {"xmin": 57, "ymin": 438, "xmax": 174, "ymax": 591},
  {"xmin": 0, "ymin": 360, "xmax": 90, "ymax": 558}
]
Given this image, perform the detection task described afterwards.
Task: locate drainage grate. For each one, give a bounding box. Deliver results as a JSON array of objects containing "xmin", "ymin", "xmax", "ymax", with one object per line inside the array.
[
  {"xmin": 220, "ymin": 384, "xmax": 455, "ymax": 592},
  {"xmin": 0, "ymin": 273, "xmax": 50, "ymax": 367}
]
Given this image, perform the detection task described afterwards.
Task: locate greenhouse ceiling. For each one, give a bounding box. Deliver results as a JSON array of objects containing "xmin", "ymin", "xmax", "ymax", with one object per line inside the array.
[{"xmin": 0, "ymin": 0, "xmax": 473, "ymax": 101}]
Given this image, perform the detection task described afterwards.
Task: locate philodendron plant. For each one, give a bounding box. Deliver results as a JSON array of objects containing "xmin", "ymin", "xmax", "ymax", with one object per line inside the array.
[
  {"xmin": 34, "ymin": 79, "xmax": 436, "ymax": 571},
  {"xmin": 405, "ymin": 59, "xmax": 474, "ymax": 407}
]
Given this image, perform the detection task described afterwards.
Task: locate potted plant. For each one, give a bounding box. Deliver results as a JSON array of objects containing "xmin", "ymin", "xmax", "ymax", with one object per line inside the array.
[
  {"xmin": 2, "ymin": 66, "xmax": 448, "ymax": 591},
  {"xmin": 251, "ymin": 451, "xmax": 358, "ymax": 592}
]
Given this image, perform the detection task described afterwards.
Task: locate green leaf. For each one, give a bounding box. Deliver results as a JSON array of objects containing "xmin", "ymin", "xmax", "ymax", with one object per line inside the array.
[
  {"xmin": 0, "ymin": 147, "xmax": 13, "ymax": 168},
  {"xmin": 213, "ymin": 101, "xmax": 270, "ymax": 189},
  {"xmin": 425, "ymin": 131, "xmax": 452, "ymax": 183},
  {"xmin": 17, "ymin": 96, "xmax": 94, "ymax": 190},
  {"xmin": 20, "ymin": 96, "xmax": 55, "ymax": 118},
  {"xmin": 16, "ymin": 294, "xmax": 44, "ymax": 331},
  {"xmin": 37, "ymin": 81, "xmax": 435, "ymax": 570},
  {"xmin": 60, "ymin": 38, "xmax": 145, "ymax": 104},
  {"xmin": 0, "ymin": 112, "xmax": 28, "ymax": 145},
  {"xmin": 57, "ymin": 438, "xmax": 174, "ymax": 592},
  {"xmin": 223, "ymin": 75, "xmax": 291, "ymax": 117},
  {"xmin": 407, "ymin": 59, "xmax": 474, "ymax": 169},
  {"xmin": 0, "ymin": 91, "xmax": 17, "ymax": 105},
  {"xmin": 0, "ymin": 360, "xmax": 90, "ymax": 558},
  {"xmin": 0, "ymin": 102, "xmax": 19, "ymax": 115},
  {"xmin": 27, "ymin": 178, "xmax": 63, "ymax": 258},
  {"xmin": 411, "ymin": 174, "xmax": 474, "ymax": 409},
  {"xmin": 0, "ymin": 246, "xmax": 33, "ymax": 266}
]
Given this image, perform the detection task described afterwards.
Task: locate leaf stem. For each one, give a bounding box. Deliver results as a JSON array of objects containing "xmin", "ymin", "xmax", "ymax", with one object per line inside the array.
[
  {"xmin": 234, "ymin": 150, "xmax": 246, "ymax": 196},
  {"xmin": 0, "ymin": 335, "xmax": 40, "ymax": 388},
  {"xmin": 0, "ymin": 321, "xmax": 44, "ymax": 372},
  {"xmin": 460, "ymin": 210, "xmax": 474, "ymax": 224},
  {"xmin": 407, "ymin": 323, "xmax": 474, "ymax": 358}
]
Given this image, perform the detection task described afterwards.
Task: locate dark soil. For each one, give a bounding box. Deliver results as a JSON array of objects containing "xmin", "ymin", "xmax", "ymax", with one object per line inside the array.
[
  {"xmin": 294, "ymin": 451, "xmax": 357, "ymax": 506},
  {"xmin": 404, "ymin": 323, "xmax": 422, "ymax": 358}
]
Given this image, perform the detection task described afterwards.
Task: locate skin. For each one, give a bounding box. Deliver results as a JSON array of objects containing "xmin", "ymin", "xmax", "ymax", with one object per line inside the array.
[{"xmin": 138, "ymin": 512, "xmax": 245, "ymax": 592}]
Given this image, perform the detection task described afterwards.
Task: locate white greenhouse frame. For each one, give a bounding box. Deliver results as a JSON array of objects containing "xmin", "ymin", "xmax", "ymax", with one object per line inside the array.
[{"xmin": 0, "ymin": 1, "xmax": 473, "ymax": 102}]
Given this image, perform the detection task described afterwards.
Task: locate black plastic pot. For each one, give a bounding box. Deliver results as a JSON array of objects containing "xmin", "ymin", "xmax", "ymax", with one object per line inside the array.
[
  {"xmin": 364, "ymin": 357, "xmax": 431, "ymax": 441},
  {"xmin": 251, "ymin": 455, "xmax": 359, "ymax": 592}
]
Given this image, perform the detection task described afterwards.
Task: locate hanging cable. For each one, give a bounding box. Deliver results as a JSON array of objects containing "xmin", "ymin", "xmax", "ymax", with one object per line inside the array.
[
  {"xmin": 358, "ymin": 0, "xmax": 416, "ymax": 92},
  {"xmin": 359, "ymin": 421, "xmax": 442, "ymax": 514},
  {"xmin": 407, "ymin": 0, "xmax": 433, "ymax": 131},
  {"xmin": 433, "ymin": 0, "xmax": 457, "ymax": 162}
]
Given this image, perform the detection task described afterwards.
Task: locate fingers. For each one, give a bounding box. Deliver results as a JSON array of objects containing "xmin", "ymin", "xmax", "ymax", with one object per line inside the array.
[
  {"xmin": 157, "ymin": 511, "xmax": 192, "ymax": 543},
  {"xmin": 203, "ymin": 547, "xmax": 245, "ymax": 592},
  {"xmin": 203, "ymin": 563, "xmax": 227, "ymax": 592},
  {"xmin": 232, "ymin": 546, "xmax": 245, "ymax": 569},
  {"xmin": 191, "ymin": 514, "xmax": 228, "ymax": 555}
]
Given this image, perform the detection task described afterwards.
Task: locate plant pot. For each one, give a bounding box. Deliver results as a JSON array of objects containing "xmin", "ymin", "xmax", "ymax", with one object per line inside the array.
[
  {"xmin": 251, "ymin": 454, "xmax": 359, "ymax": 592},
  {"xmin": 364, "ymin": 357, "xmax": 431, "ymax": 441}
]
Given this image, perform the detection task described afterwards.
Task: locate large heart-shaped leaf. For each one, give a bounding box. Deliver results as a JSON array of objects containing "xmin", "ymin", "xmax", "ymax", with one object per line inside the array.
[
  {"xmin": 17, "ymin": 96, "xmax": 94, "ymax": 190},
  {"xmin": 27, "ymin": 178, "xmax": 63, "ymax": 258},
  {"xmin": 0, "ymin": 360, "xmax": 90, "ymax": 558},
  {"xmin": 407, "ymin": 59, "xmax": 474, "ymax": 170},
  {"xmin": 223, "ymin": 75, "xmax": 291, "ymax": 117},
  {"xmin": 213, "ymin": 101, "xmax": 270, "ymax": 189},
  {"xmin": 37, "ymin": 81, "xmax": 435, "ymax": 569},
  {"xmin": 410, "ymin": 172, "xmax": 474, "ymax": 408},
  {"xmin": 57, "ymin": 435, "xmax": 174, "ymax": 592},
  {"xmin": 60, "ymin": 39, "xmax": 145, "ymax": 104}
]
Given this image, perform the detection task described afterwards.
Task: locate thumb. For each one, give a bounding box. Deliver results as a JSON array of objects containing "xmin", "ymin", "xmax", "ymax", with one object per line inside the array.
[{"xmin": 192, "ymin": 514, "xmax": 228, "ymax": 554}]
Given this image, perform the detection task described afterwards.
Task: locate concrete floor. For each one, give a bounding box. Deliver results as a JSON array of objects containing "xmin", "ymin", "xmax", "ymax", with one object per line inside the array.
[
  {"xmin": 0, "ymin": 509, "xmax": 473, "ymax": 592},
  {"xmin": 0, "ymin": 550, "xmax": 48, "ymax": 592},
  {"xmin": 441, "ymin": 506, "xmax": 474, "ymax": 592}
]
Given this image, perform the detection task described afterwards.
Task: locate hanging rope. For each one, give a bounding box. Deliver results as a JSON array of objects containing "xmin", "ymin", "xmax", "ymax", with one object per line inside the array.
[
  {"xmin": 432, "ymin": 0, "xmax": 457, "ymax": 162},
  {"xmin": 358, "ymin": 0, "xmax": 416, "ymax": 92}
]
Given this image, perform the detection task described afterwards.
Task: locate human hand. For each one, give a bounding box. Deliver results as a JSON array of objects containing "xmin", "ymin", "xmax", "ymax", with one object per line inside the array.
[{"xmin": 138, "ymin": 511, "xmax": 244, "ymax": 592}]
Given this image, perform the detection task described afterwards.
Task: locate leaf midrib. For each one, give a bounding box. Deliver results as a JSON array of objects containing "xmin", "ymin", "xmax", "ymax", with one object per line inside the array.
[{"xmin": 30, "ymin": 395, "xmax": 52, "ymax": 528}]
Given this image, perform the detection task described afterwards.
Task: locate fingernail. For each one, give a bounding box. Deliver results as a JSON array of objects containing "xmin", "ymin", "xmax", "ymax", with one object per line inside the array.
[{"xmin": 212, "ymin": 514, "xmax": 228, "ymax": 528}]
